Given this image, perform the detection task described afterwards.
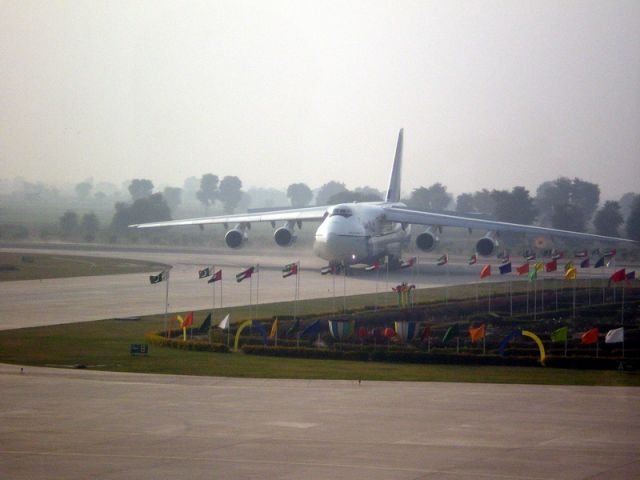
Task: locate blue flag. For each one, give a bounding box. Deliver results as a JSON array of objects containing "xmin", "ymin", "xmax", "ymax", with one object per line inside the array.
[{"xmin": 499, "ymin": 262, "xmax": 512, "ymax": 275}]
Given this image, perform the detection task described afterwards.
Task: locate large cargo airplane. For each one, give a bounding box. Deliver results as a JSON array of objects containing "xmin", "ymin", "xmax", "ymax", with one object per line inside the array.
[{"xmin": 131, "ymin": 130, "xmax": 636, "ymax": 266}]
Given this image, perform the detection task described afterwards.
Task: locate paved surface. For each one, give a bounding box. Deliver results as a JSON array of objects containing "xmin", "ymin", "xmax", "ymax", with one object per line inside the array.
[
  {"xmin": 0, "ymin": 245, "xmax": 502, "ymax": 330},
  {"xmin": 1, "ymin": 364, "xmax": 638, "ymax": 479}
]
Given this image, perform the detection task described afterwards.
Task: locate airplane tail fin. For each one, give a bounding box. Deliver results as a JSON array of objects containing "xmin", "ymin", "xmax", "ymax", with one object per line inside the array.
[{"xmin": 385, "ymin": 128, "xmax": 403, "ymax": 203}]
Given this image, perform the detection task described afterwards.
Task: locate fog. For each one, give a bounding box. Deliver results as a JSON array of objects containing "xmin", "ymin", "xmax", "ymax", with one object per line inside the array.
[{"xmin": 1, "ymin": 1, "xmax": 639, "ymax": 198}]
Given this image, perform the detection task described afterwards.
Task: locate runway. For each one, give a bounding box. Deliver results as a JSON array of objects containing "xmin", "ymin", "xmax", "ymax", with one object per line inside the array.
[
  {"xmin": 0, "ymin": 244, "xmax": 489, "ymax": 330},
  {"xmin": 1, "ymin": 364, "xmax": 638, "ymax": 479}
]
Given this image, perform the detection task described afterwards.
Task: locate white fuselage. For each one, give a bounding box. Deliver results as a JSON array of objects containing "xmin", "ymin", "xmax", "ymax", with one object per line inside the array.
[{"xmin": 312, "ymin": 203, "xmax": 410, "ymax": 265}]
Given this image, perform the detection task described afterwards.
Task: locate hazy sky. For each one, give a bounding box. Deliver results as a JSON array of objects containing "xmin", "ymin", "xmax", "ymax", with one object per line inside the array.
[{"xmin": 1, "ymin": 1, "xmax": 639, "ymax": 199}]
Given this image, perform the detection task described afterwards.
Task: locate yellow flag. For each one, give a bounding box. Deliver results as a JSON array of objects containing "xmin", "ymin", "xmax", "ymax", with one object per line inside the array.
[
  {"xmin": 564, "ymin": 267, "xmax": 577, "ymax": 280},
  {"xmin": 534, "ymin": 261, "xmax": 545, "ymax": 272},
  {"xmin": 564, "ymin": 261, "xmax": 574, "ymax": 273},
  {"xmin": 269, "ymin": 319, "xmax": 278, "ymax": 338}
]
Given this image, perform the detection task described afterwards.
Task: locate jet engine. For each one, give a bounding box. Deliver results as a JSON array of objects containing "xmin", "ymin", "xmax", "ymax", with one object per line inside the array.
[
  {"xmin": 274, "ymin": 225, "xmax": 296, "ymax": 247},
  {"xmin": 415, "ymin": 226, "xmax": 439, "ymax": 252},
  {"xmin": 475, "ymin": 231, "xmax": 499, "ymax": 257},
  {"xmin": 225, "ymin": 224, "xmax": 248, "ymax": 249}
]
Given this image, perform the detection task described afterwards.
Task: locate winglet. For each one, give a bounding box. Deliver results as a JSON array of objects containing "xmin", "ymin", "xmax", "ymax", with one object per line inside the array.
[{"xmin": 385, "ymin": 128, "xmax": 403, "ymax": 203}]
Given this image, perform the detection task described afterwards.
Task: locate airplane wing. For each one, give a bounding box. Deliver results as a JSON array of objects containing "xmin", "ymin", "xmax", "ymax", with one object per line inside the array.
[
  {"xmin": 129, "ymin": 205, "xmax": 328, "ymax": 229},
  {"xmin": 383, "ymin": 206, "xmax": 637, "ymax": 244}
]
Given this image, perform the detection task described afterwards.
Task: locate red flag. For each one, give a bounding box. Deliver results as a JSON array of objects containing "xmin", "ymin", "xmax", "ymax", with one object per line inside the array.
[
  {"xmin": 480, "ymin": 265, "xmax": 491, "ymax": 279},
  {"xmin": 468, "ymin": 324, "xmax": 486, "ymax": 343},
  {"xmin": 545, "ymin": 259, "xmax": 557, "ymax": 272},
  {"xmin": 608, "ymin": 268, "xmax": 626, "ymax": 287},
  {"xmin": 207, "ymin": 269, "xmax": 222, "ymax": 283},
  {"xmin": 516, "ymin": 263, "xmax": 529, "ymax": 275},
  {"xmin": 421, "ymin": 323, "xmax": 432, "ymax": 340},
  {"xmin": 581, "ymin": 328, "xmax": 599, "ymax": 345},
  {"xmin": 183, "ymin": 311, "xmax": 194, "ymax": 328}
]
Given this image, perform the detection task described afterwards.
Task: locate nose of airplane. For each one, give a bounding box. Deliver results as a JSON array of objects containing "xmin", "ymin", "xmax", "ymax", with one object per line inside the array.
[{"xmin": 313, "ymin": 216, "xmax": 366, "ymax": 262}]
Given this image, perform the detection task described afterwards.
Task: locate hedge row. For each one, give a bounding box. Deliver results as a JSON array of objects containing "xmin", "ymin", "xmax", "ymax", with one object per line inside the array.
[{"xmin": 144, "ymin": 331, "xmax": 229, "ymax": 353}]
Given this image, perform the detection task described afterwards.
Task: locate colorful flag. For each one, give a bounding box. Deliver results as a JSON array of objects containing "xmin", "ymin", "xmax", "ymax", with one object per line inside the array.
[
  {"xmin": 468, "ymin": 324, "xmax": 486, "ymax": 343},
  {"xmin": 605, "ymin": 327, "xmax": 624, "ymax": 344},
  {"xmin": 198, "ymin": 266, "xmax": 212, "ymax": 279},
  {"xmin": 499, "ymin": 262, "xmax": 512, "ymax": 275},
  {"xmin": 545, "ymin": 259, "xmax": 557, "ymax": 272},
  {"xmin": 594, "ymin": 256, "xmax": 606, "ymax": 268},
  {"xmin": 604, "ymin": 249, "xmax": 617, "ymax": 257},
  {"xmin": 236, "ymin": 266, "xmax": 255, "ymax": 282},
  {"xmin": 574, "ymin": 249, "xmax": 588, "ymax": 258},
  {"xmin": 217, "ymin": 314, "xmax": 230, "ymax": 330},
  {"xmin": 269, "ymin": 319, "xmax": 278, "ymax": 339},
  {"xmin": 580, "ymin": 258, "xmax": 590, "ymax": 268},
  {"xmin": 400, "ymin": 257, "xmax": 417, "ymax": 269},
  {"xmin": 516, "ymin": 263, "xmax": 529, "ymax": 275},
  {"xmin": 207, "ymin": 269, "xmax": 222, "ymax": 283},
  {"xmin": 534, "ymin": 261, "xmax": 544, "ymax": 273},
  {"xmin": 564, "ymin": 261, "xmax": 574, "ymax": 273},
  {"xmin": 365, "ymin": 261, "xmax": 381, "ymax": 271},
  {"xmin": 608, "ymin": 268, "xmax": 626, "ymax": 286},
  {"xmin": 282, "ymin": 262, "xmax": 298, "ymax": 278},
  {"xmin": 182, "ymin": 311, "xmax": 193, "ymax": 328},
  {"xmin": 328, "ymin": 320, "xmax": 352, "ymax": 340},
  {"xmin": 581, "ymin": 328, "xmax": 599, "ymax": 345},
  {"xmin": 564, "ymin": 267, "xmax": 577, "ymax": 280},
  {"xmin": 442, "ymin": 324, "xmax": 460, "ymax": 342},
  {"xmin": 436, "ymin": 254, "xmax": 448, "ymax": 266},
  {"xmin": 149, "ymin": 270, "xmax": 169, "ymax": 284},
  {"xmin": 626, "ymin": 271, "xmax": 636, "ymax": 282},
  {"xmin": 528, "ymin": 268, "xmax": 538, "ymax": 282},
  {"xmin": 550, "ymin": 327, "xmax": 568, "ymax": 342},
  {"xmin": 480, "ymin": 265, "xmax": 491, "ymax": 279},
  {"xmin": 468, "ymin": 254, "xmax": 477, "ymax": 265}
]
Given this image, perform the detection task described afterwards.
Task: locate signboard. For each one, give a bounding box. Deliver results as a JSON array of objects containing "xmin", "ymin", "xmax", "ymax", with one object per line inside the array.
[{"xmin": 130, "ymin": 344, "xmax": 148, "ymax": 355}]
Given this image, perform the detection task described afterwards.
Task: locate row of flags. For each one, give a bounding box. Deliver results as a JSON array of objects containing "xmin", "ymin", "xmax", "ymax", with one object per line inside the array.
[
  {"xmin": 552, "ymin": 326, "xmax": 626, "ymax": 345},
  {"xmin": 150, "ymin": 262, "xmax": 301, "ymax": 285}
]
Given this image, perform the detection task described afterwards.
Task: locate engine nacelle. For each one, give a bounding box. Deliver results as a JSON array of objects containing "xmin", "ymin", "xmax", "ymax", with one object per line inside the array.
[
  {"xmin": 476, "ymin": 231, "xmax": 499, "ymax": 257},
  {"xmin": 274, "ymin": 226, "xmax": 296, "ymax": 247},
  {"xmin": 225, "ymin": 228, "xmax": 247, "ymax": 249},
  {"xmin": 415, "ymin": 226, "xmax": 439, "ymax": 252}
]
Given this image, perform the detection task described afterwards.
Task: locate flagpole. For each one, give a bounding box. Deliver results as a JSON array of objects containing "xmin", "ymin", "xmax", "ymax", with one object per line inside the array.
[
  {"xmin": 375, "ymin": 265, "xmax": 379, "ymax": 311},
  {"xmin": 564, "ymin": 336, "xmax": 567, "ymax": 357},
  {"xmin": 445, "ymin": 259, "xmax": 449, "ymax": 304},
  {"xmin": 332, "ymin": 267, "xmax": 336, "ymax": 315},
  {"xmin": 414, "ymin": 257, "xmax": 419, "ymax": 307},
  {"xmin": 621, "ymin": 282, "xmax": 625, "ymax": 325},
  {"xmin": 256, "ymin": 263, "xmax": 260, "ymax": 321},
  {"xmin": 385, "ymin": 256, "xmax": 390, "ymax": 307},
  {"xmin": 526, "ymin": 281, "xmax": 529, "ymax": 314},
  {"xmin": 555, "ymin": 277, "xmax": 558, "ymax": 311},
  {"xmin": 509, "ymin": 280, "xmax": 513, "ymax": 317},
  {"xmin": 588, "ymin": 267, "xmax": 592, "ymax": 305},
  {"xmin": 572, "ymin": 280, "xmax": 576, "ymax": 319},
  {"xmin": 342, "ymin": 261, "xmax": 347, "ymax": 313},
  {"xmin": 533, "ymin": 278, "xmax": 537, "ymax": 321},
  {"xmin": 488, "ymin": 281, "xmax": 491, "ymax": 313},
  {"xmin": 164, "ymin": 273, "xmax": 170, "ymax": 339}
]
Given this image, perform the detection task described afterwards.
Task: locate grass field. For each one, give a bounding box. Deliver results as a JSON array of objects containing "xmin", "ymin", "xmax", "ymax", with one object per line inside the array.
[
  {"xmin": 0, "ymin": 251, "xmax": 169, "ymax": 281},
  {"xmin": 1, "ymin": 294, "xmax": 638, "ymax": 386}
]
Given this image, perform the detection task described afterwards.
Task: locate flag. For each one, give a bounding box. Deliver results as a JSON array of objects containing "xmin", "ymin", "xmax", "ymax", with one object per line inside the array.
[
  {"xmin": 436, "ymin": 254, "xmax": 448, "ymax": 266},
  {"xmin": 552, "ymin": 250, "xmax": 564, "ymax": 260},
  {"xmin": 442, "ymin": 324, "xmax": 460, "ymax": 343},
  {"xmin": 563, "ymin": 261, "xmax": 574, "ymax": 273},
  {"xmin": 208, "ymin": 269, "xmax": 222, "ymax": 283},
  {"xmin": 321, "ymin": 265, "xmax": 341, "ymax": 275},
  {"xmin": 182, "ymin": 311, "xmax": 193, "ymax": 328},
  {"xmin": 591, "ymin": 248, "xmax": 601, "ymax": 256},
  {"xmin": 574, "ymin": 249, "xmax": 588, "ymax": 258},
  {"xmin": 604, "ymin": 249, "xmax": 617, "ymax": 257},
  {"xmin": 528, "ymin": 268, "xmax": 538, "ymax": 282},
  {"xmin": 236, "ymin": 266, "xmax": 255, "ymax": 282},
  {"xmin": 605, "ymin": 327, "xmax": 624, "ymax": 344},
  {"xmin": 499, "ymin": 262, "xmax": 512, "ymax": 275},
  {"xmin": 468, "ymin": 254, "xmax": 477, "ymax": 265},
  {"xmin": 581, "ymin": 328, "xmax": 599, "ymax": 345},
  {"xmin": 420, "ymin": 323, "xmax": 432, "ymax": 340},
  {"xmin": 534, "ymin": 261, "xmax": 545, "ymax": 273},
  {"xmin": 564, "ymin": 267, "xmax": 577, "ymax": 280},
  {"xmin": 480, "ymin": 265, "xmax": 491, "ymax": 279},
  {"xmin": 594, "ymin": 256, "xmax": 606, "ymax": 268},
  {"xmin": 608, "ymin": 268, "xmax": 626, "ymax": 286},
  {"xmin": 269, "ymin": 319, "xmax": 278, "ymax": 338},
  {"xmin": 302, "ymin": 319, "xmax": 322, "ymax": 337},
  {"xmin": 217, "ymin": 314, "xmax": 230, "ymax": 330},
  {"xmin": 287, "ymin": 318, "xmax": 301, "ymax": 335},
  {"xmin": 626, "ymin": 271, "xmax": 636, "ymax": 282},
  {"xmin": 197, "ymin": 313, "xmax": 211, "ymax": 334},
  {"xmin": 542, "ymin": 249, "xmax": 553, "ymax": 258},
  {"xmin": 580, "ymin": 258, "xmax": 590, "ymax": 268},
  {"xmin": 500, "ymin": 255, "xmax": 511, "ymax": 265},
  {"xmin": 545, "ymin": 259, "xmax": 557, "ymax": 272},
  {"xmin": 468, "ymin": 324, "xmax": 486, "ymax": 343},
  {"xmin": 365, "ymin": 261, "xmax": 381, "ymax": 271},
  {"xmin": 149, "ymin": 270, "xmax": 169, "ymax": 284},
  {"xmin": 198, "ymin": 266, "xmax": 212, "ymax": 279},
  {"xmin": 525, "ymin": 253, "xmax": 537, "ymax": 261},
  {"xmin": 550, "ymin": 327, "xmax": 568, "ymax": 343},
  {"xmin": 400, "ymin": 257, "xmax": 417, "ymax": 269},
  {"xmin": 282, "ymin": 262, "xmax": 298, "ymax": 278},
  {"xmin": 516, "ymin": 263, "xmax": 529, "ymax": 275}
]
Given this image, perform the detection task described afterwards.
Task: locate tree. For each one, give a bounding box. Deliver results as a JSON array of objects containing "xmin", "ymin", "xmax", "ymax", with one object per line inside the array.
[
  {"xmin": 593, "ymin": 201, "xmax": 623, "ymax": 237},
  {"xmin": 455, "ymin": 193, "xmax": 474, "ymax": 213},
  {"xmin": 286, "ymin": 183, "xmax": 313, "ymax": 207},
  {"xmin": 218, "ymin": 176, "xmax": 243, "ymax": 213},
  {"xmin": 491, "ymin": 187, "xmax": 537, "ymax": 225},
  {"xmin": 327, "ymin": 190, "xmax": 382, "ymax": 204},
  {"xmin": 59, "ymin": 211, "xmax": 78, "ymax": 239},
  {"xmin": 535, "ymin": 177, "xmax": 599, "ymax": 226},
  {"xmin": 162, "ymin": 186, "xmax": 182, "ymax": 211},
  {"xmin": 551, "ymin": 203, "xmax": 586, "ymax": 232},
  {"xmin": 111, "ymin": 193, "xmax": 171, "ymax": 235},
  {"xmin": 75, "ymin": 181, "xmax": 92, "ymax": 200},
  {"xmin": 196, "ymin": 174, "xmax": 219, "ymax": 209},
  {"xmin": 355, "ymin": 186, "xmax": 384, "ymax": 199},
  {"xmin": 619, "ymin": 192, "xmax": 638, "ymax": 220},
  {"xmin": 472, "ymin": 189, "xmax": 495, "ymax": 215},
  {"xmin": 316, "ymin": 181, "xmax": 347, "ymax": 205},
  {"xmin": 626, "ymin": 195, "xmax": 640, "ymax": 241},
  {"xmin": 80, "ymin": 212, "xmax": 100, "ymax": 241},
  {"xmin": 128, "ymin": 179, "xmax": 154, "ymax": 201},
  {"xmin": 407, "ymin": 183, "xmax": 452, "ymax": 211},
  {"xmin": 571, "ymin": 178, "xmax": 600, "ymax": 222}
]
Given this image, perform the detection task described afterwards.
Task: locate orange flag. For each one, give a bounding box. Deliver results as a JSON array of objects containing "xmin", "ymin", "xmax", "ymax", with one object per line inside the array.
[
  {"xmin": 183, "ymin": 311, "xmax": 194, "ymax": 328},
  {"xmin": 480, "ymin": 265, "xmax": 491, "ymax": 279},
  {"xmin": 468, "ymin": 324, "xmax": 486, "ymax": 343}
]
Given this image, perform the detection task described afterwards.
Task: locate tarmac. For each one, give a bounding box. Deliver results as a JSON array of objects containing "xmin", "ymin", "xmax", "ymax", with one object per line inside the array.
[{"xmin": 1, "ymin": 364, "xmax": 638, "ymax": 479}]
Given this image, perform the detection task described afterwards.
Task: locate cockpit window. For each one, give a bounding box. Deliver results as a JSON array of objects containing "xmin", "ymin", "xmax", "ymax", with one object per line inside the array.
[{"xmin": 330, "ymin": 207, "xmax": 352, "ymax": 218}]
